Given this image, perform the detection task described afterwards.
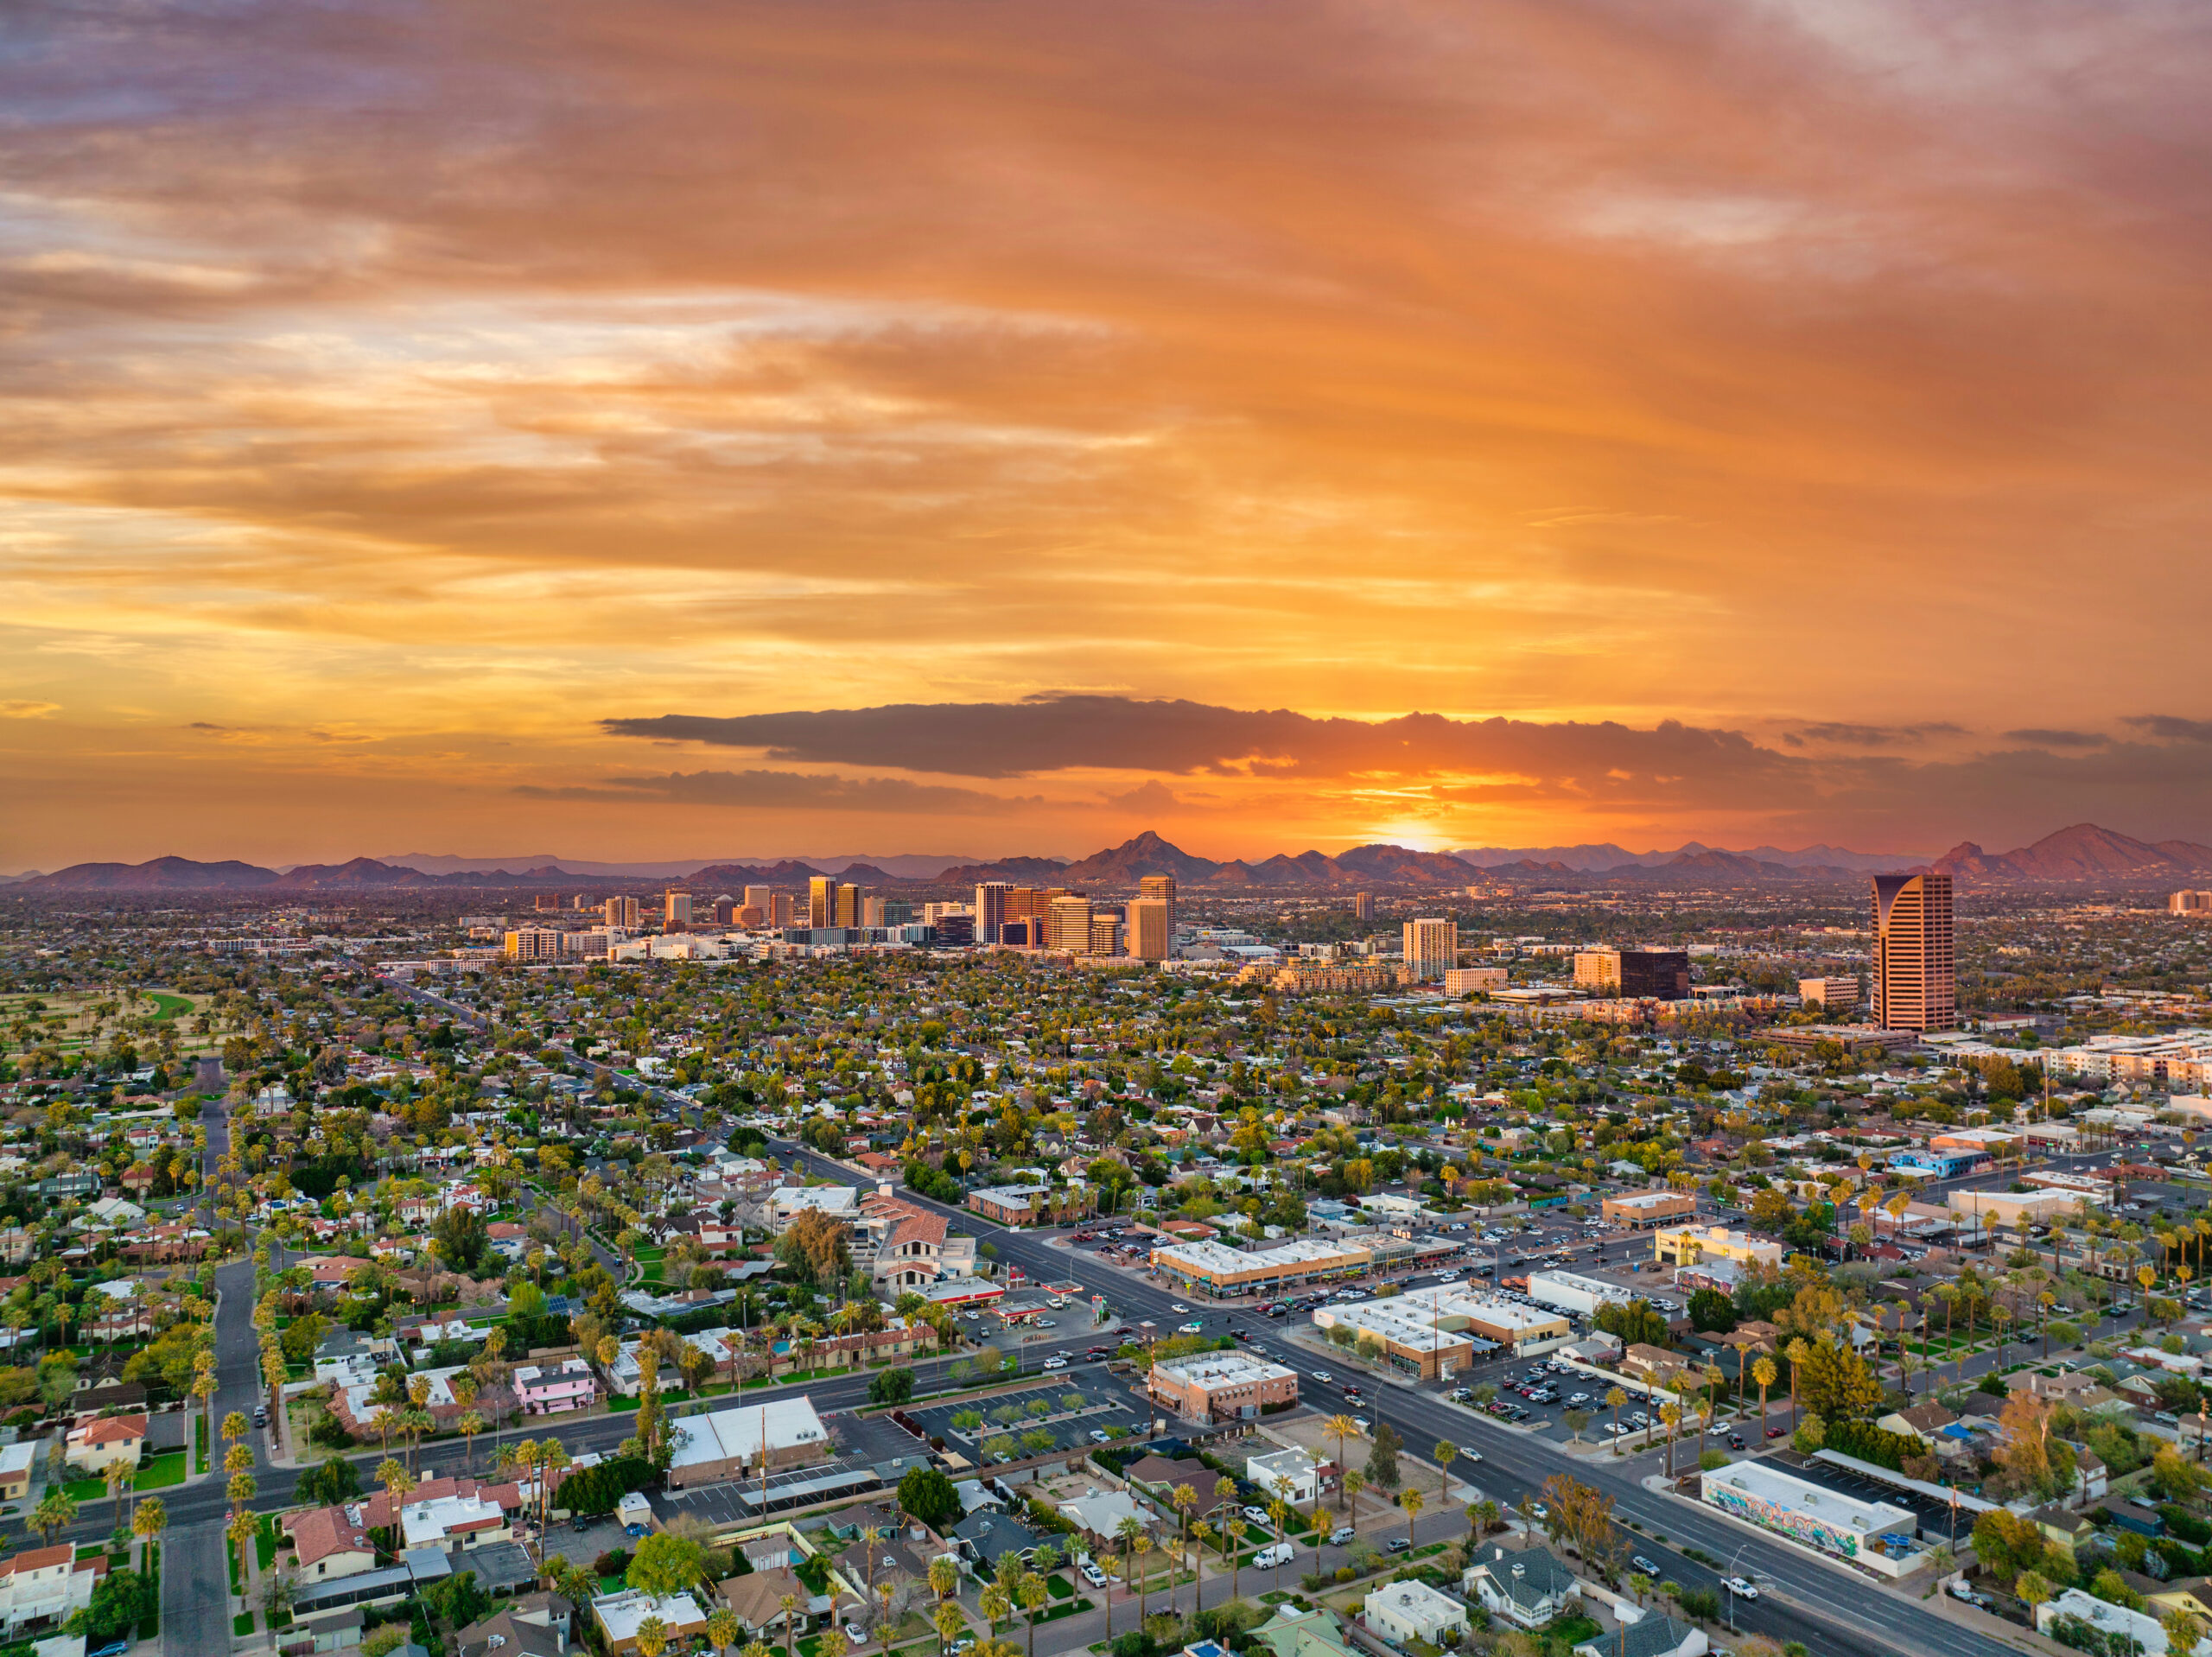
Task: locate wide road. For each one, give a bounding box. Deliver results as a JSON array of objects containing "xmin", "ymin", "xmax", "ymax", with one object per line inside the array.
[{"xmin": 767, "ymin": 1138, "xmax": 2031, "ymax": 1657}]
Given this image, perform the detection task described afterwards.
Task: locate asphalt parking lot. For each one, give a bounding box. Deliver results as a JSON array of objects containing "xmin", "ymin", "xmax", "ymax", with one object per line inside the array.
[
  {"xmin": 1771, "ymin": 1451, "xmax": 1959, "ymax": 1538},
  {"xmin": 543, "ymin": 1513, "xmax": 630, "ymax": 1569},
  {"xmin": 905, "ymin": 1374, "xmax": 1139, "ymax": 1457}
]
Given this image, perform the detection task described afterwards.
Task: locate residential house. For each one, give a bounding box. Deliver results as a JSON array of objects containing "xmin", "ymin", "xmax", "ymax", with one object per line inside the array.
[
  {"xmin": 454, "ymin": 1590, "xmax": 576, "ymax": 1657},
  {"xmin": 1056, "ymin": 1489, "xmax": 1153, "ymax": 1552},
  {"xmin": 1249, "ymin": 1604, "xmax": 1360, "ymax": 1657},
  {"xmin": 513, "ymin": 1358, "xmax": 600, "ymax": 1416},
  {"xmin": 63, "ymin": 1413, "xmax": 145, "ymax": 1475},
  {"xmin": 0, "ymin": 1545, "xmax": 106, "ymax": 1637},
  {"xmin": 1619, "ymin": 1345, "xmax": 1691, "ymax": 1387},
  {"xmin": 2037, "ymin": 1588, "xmax": 2170, "ymax": 1654},
  {"xmin": 0, "ymin": 1444, "xmax": 33, "ymax": 1504},
  {"xmin": 716, "ymin": 1566, "xmax": 817, "ymax": 1641},
  {"xmin": 1877, "ymin": 1401, "xmax": 1958, "ymax": 1445},
  {"xmin": 950, "ymin": 1511, "xmax": 1050, "ymax": 1576},
  {"xmin": 1573, "ymin": 1616, "xmax": 1708, "ymax": 1657},
  {"xmin": 1246, "ymin": 1448, "xmax": 1323, "ymax": 1507},
  {"xmin": 594, "ymin": 1589, "xmax": 710, "ymax": 1657},
  {"xmin": 1465, "ymin": 1544, "xmax": 1581, "ymax": 1629},
  {"xmin": 2028, "ymin": 1505, "xmax": 2098, "ymax": 1560},
  {"xmin": 1363, "ymin": 1581, "xmax": 1469, "ymax": 1646},
  {"xmin": 2151, "ymin": 1580, "xmax": 2212, "ymax": 1627},
  {"xmin": 286, "ymin": 1505, "xmax": 379, "ymax": 1584}
]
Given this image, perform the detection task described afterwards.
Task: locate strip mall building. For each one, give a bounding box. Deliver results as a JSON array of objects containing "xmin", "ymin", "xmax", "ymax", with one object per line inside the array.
[{"xmin": 1149, "ymin": 1236, "xmax": 1374, "ymax": 1297}]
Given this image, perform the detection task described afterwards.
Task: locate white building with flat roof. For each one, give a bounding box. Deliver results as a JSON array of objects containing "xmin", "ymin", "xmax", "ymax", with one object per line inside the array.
[
  {"xmin": 1313, "ymin": 1286, "xmax": 1570, "ymax": 1376},
  {"xmin": 665, "ymin": 1396, "xmax": 831, "ymax": 1489},
  {"xmin": 766, "ymin": 1186, "xmax": 859, "ymax": 1228},
  {"xmin": 1149, "ymin": 1235, "xmax": 1371, "ymax": 1296},
  {"xmin": 1698, "ymin": 1462, "xmax": 1927, "ymax": 1576},
  {"xmin": 1526, "ymin": 1270, "xmax": 1637, "ymax": 1318}
]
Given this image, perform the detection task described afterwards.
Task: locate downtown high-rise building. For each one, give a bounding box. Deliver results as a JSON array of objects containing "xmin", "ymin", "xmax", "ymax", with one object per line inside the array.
[
  {"xmin": 664, "ymin": 889, "xmax": 693, "ymax": 926},
  {"xmin": 808, "ymin": 876, "xmax": 836, "ymax": 929},
  {"xmin": 1126, "ymin": 897, "xmax": 1172, "ymax": 960},
  {"xmin": 1872, "ymin": 872, "xmax": 1955, "ymax": 1031},
  {"xmin": 1047, "ymin": 895, "xmax": 1094, "ymax": 953},
  {"xmin": 1138, "ymin": 873, "xmax": 1178, "ymax": 936},
  {"xmin": 1351, "ymin": 892, "xmax": 1373, "ymax": 922},
  {"xmin": 742, "ymin": 885, "xmax": 773, "ymax": 917},
  {"xmin": 603, "ymin": 895, "xmax": 640, "ymax": 930},
  {"xmin": 975, "ymin": 882, "xmax": 1010, "ymax": 945},
  {"xmin": 1401, "ymin": 917, "xmax": 1458, "ymax": 981},
  {"xmin": 834, "ymin": 883, "xmax": 864, "ymax": 928}
]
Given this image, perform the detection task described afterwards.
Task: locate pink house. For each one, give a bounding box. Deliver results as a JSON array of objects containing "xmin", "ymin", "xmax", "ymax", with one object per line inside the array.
[{"xmin": 512, "ymin": 1358, "xmax": 599, "ymax": 1416}]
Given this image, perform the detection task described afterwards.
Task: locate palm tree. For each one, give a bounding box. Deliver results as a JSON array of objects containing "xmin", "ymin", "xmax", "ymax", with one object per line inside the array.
[
  {"xmin": 1751, "ymin": 1356, "xmax": 1777, "ymax": 1432},
  {"xmin": 779, "ymin": 1593, "xmax": 800, "ymax": 1657},
  {"xmin": 1188, "ymin": 1521, "xmax": 1214, "ymax": 1616},
  {"xmin": 1661, "ymin": 1403, "xmax": 1682, "ymax": 1479},
  {"xmin": 104, "ymin": 1459, "xmax": 131, "ymax": 1540},
  {"xmin": 1433, "ymin": 1440, "xmax": 1456, "ymax": 1500},
  {"xmin": 1606, "ymin": 1387, "xmax": 1627, "ymax": 1450},
  {"xmin": 1018, "ymin": 1558, "xmax": 1053, "ymax": 1657},
  {"xmin": 933, "ymin": 1601, "xmax": 966, "ymax": 1654},
  {"xmin": 1399, "ymin": 1489, "xmax": 1425, "ymax": 1553},
  {"xmin": 1343, "ymin": 1468, "xmax": 1366, "ymax": 1521},
  {"xmin": 1131, "ymin": 1533, "xmax": 1154, "ymax": 1626},
  {"xmin": 636, "ymin": 1616, "xmax": 670, "ymax": 1657},
  {"xmin": 29, "ymin": 1490, "xmax": 76, "ymax": 1546},
  {"xmin": 707, "ymin": 1607, "xmax": 742, "ymax": 1656},
  {"xmin": 131, "ymin": 1493, "xmax": 168, "ymax": 1567},
  {"xmin": 1324, "ymin": 1414, "xmax": 1359, "ymax": 1511},
  {"xmin": 1170, "ymin": 1484, "xmax": 1197, "ymax": 1614},
  {"xmin": 1224, "ymin": 1520, "xmax": 1248, "ymax": 1601}
]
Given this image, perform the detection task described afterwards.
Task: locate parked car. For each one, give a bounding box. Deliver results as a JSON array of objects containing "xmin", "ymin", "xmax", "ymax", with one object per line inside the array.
[
  {"xmin": 1331, "ymin": 1525, "xmax": 1357, "ymax": 1545},
  {"xmin": 1081, "ymin": 1561, "xmax": 1108, "ymax": 1588},
  {"xmin": 1243, "ymin": 1505, "xmax": 1273, "ymax": 1526},
  {"xmin": 1255, "ymin": 1542, "xmax": 1297, "ymax": 1570},
  {"xmin": 1386, "ymin": 1537, "xmax": 1411, "ymax": 1553}
]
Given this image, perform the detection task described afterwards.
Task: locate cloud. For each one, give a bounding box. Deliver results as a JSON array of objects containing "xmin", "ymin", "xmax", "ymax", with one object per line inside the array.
[
  {"xmin": 1789, "ymin": 722, "xmax": 1967, "ymax": 748},
  {"xmin": 512, "ymin": 769, "xmax": 1035, "ymax": 815},
  {"xmin": 603, "ymin": 697, "xmax": 1803, "ymax": 806},
  {"xmin": 2123, "ymin": 715, "xmax": 2212, "ymax": 743},
  {"xmin": 2004, "ymin": 727, "xmax": 2109, "ymax": 748},
  {"xmin": 1097, "ymin": 778, "xmax": 1188, "ymax": 814},
  {"xmin": 0, "ymin": 702, "xmax": 59, "ymax": 720}
]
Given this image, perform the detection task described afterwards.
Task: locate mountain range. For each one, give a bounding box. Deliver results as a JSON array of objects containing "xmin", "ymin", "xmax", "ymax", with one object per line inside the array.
[
  {"xmin": 1454, "ymin": 840, "xmax": 1923, "ymax": 873},
  {"xmin": 11, "ymin": 822, "xmax": 2211, "ymax": 892},
  {"xmin": 1923, "ymin": 822, "xmax": 2212, "ymax": 881}
]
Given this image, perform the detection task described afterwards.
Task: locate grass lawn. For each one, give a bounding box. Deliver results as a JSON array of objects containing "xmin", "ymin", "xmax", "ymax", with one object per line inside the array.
[
  {"xmin": 62, "ymin": 1477, "xmax": 105, "ymax": 1503},
  {"xmin": 233, "ymin": 1612, "xmax": 255, "ymax": 1636},
  {"xmin": 256, "ymin": 1513, "xmax": 277, "ymax": 1571},
  {"xmin": 1047, "ymin": 1574, "xmax": 1074, "ymax": 1600},
  {"xmin": 1033, "ymin": 1599, "xmax": 1094, "ymax": 1625},
  {"xmin": 226, "ymin": 1540, "xmax": 243, "ymax": 1597},
  {"xmin": 136, "ymin": 1451, "xmax": 187, "ymax": 1490},
  {"xmin": 196, "ymin": 1413, "xmax": 208, "ymax": 1474},
  {"xmin": 1543, "ymin": 1615, "xmax": 1603, "ymax": 1645}
]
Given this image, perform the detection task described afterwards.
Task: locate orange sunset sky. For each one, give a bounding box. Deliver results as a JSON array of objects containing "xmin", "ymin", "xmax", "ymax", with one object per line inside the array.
[{"xmin": 5, "ymin": 1, "xmax": 2212, "ymax": 869}]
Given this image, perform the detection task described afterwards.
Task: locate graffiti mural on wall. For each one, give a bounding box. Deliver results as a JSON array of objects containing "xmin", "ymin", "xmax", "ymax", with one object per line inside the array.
[{"xmin": 1705, "ymin": 1483, "xmax": 1861, "ymax": 1558}]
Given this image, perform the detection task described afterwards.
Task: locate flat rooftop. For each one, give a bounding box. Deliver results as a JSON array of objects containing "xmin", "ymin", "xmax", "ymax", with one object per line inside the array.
[
  {"xmin": 1700, "ymin": 1458, "xmax": 1916, "ymax": 1536},
  {"xmin": 1154, "ymin": 1351, "xmax": 1298, "ymax": 1389},
  {"xmin": 1151, "ymin": 1237, "xmax": 1370, "ymax": 1275}
]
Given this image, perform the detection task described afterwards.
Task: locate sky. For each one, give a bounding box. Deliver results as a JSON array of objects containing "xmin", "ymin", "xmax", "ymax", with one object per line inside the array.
[{"xmin": 5, "ymin": 0, "xmax": 2212, "ymax": 869}]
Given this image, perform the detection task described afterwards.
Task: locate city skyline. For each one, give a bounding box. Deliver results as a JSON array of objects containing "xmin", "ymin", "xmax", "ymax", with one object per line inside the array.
[{"xmin": 8, "ymin": 3, "xmax": 2212, "ymax": 866}]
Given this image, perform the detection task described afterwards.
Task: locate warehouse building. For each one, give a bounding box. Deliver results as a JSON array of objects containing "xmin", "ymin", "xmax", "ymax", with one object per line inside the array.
[
  {"xmin": 1599, "ymin": 1190, "xmax": 1696, "ymax": 1228},
  {"xmin": 1525, "ymin": 1269, "xmax": 1637, "ymax": 1318}
]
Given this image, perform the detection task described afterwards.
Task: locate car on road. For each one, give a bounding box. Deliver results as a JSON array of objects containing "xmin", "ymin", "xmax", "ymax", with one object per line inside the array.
[
  {"xmin": 1313, "ymin": 1370, "xmax": 1334, "ymax": 1383},
  {"xmin": 1726, "ymin": 1578, "xmax": 1758, "ymax": 1600},
  {"xmin": 1179, "ymin": 1320, "xmax": 1205, "ymax": 1334},
  {"xmin": 1386, "ymin": 1537, "xmax": 1411, "ymax": 1553},
  {"xmin": 1632, "ymin": 1556, "xmax": 1659, "ymax": 1575},
  {"xmin": 1766, "ymin": 1426, "xmax": 1786, "ymax": 1438},
  {"xmin": 1044, "ymin": 1356, "xmax": 1068, "ymax": 1369},
  {"xmin": 1458, "ymin": 1446, "xmax": 1483, "ymax": 1462},
  {"xmin": 1331, "ymin": 1525, "xmax": 1357, "ymax": 1545},
  {"xmin": 1171, "ymin": 1304, "xmax": 1190, "ymax": 1313}
]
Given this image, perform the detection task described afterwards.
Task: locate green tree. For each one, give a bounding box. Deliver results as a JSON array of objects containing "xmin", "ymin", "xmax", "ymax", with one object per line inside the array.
[
  {"xmin": 1364, "ymin": 1420, "xmax": 1402, "ymax": 1491},
  {"xmin": 628, "ymin": 1532, "xmax": 709, "ymax": 1597}
]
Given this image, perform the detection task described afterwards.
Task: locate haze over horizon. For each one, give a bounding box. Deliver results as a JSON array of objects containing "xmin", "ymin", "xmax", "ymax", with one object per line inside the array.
[{"xmin": 7, "ymin": 2, "xmax": 2212, "ymax": 867}]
